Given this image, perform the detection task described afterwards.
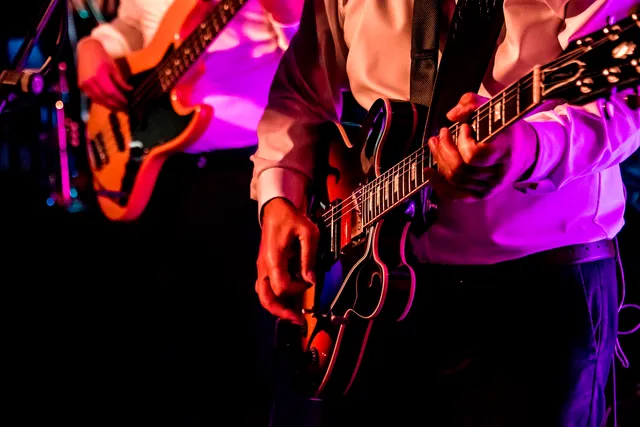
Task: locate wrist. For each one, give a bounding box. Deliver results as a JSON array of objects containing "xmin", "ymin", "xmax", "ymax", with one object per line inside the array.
[
  {"xmin": 77, "ymin": 37, "xmax": 106, "ymax": 54},
  {"xmin": 261, "ymin": 197, "xmax": 295, "ymax": 222},
  {"xmin": 78, "ymin": 37, "xmax": 103, "ymax": 48}
]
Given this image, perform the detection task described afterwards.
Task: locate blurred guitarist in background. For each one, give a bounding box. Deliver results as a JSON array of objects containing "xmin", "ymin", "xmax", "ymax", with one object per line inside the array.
[
  {"xmin": 252, "ymin": 0, "xmax": 640, "ymax": 426},
  {"xmin": 75, "ymin": 0, "xmax": 302, "ymax": 425}
]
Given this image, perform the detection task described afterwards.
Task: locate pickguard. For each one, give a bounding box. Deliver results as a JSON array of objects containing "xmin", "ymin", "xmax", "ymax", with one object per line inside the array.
[
  {"xmin": 120, "ymin": 90, "xmax": 194, "ymax": 205},
  {"xmin": 92, "ymin": 64, "xmax": 194, "ymax": 206},
  {"xmin": 126, "ymin": 69, "xmax": 194, "ymax": 151}
]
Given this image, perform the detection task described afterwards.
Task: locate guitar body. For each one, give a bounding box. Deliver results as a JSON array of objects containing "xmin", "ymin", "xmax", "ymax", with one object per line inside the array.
[
  {"xmin": 295, "ymin": 99, "xmax": 427, "ymax": 399},
  {"xmin": 86, "ymin": 0, "xmax": 216, "ymax": 221}
]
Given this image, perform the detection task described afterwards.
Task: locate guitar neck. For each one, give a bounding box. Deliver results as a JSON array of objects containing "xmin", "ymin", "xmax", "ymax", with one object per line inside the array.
[
  {"xmin": 357, "ymin": 71, "xmax": 540, "ymax": 228},
  {"xmin": 158, "ymin": 0, "xmax": 247, "ymax": 92},
  {"xmin": 328, "ymin": 11, "xmax": 640, "ymax": 231}
]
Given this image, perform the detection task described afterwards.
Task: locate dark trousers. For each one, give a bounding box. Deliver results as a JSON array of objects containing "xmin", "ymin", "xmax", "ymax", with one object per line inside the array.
[
  {"xmin": 82, "ymin": 148, "xmax": 274, "ymax": 426},
  {"xmin": 274, "ymin": 256, "xmax": 619, "ymax": 427}
]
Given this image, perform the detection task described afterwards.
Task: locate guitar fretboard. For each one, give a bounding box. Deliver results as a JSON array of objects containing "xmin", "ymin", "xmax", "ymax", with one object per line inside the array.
[
  {"xmin": 351, "ymin": 74, "xmax": 537, "ymax": 228},
  {"xmin": 157, "ymin": 0, "xmax": 247, "ymax": 92}
]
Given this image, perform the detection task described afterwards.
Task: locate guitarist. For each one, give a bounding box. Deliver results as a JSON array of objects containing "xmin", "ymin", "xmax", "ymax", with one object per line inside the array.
[
  {"xmin": 252, "ymin": 0, "xmax": 640, "ymax": 426},
  {"xmin": 75, "ymin": 0, "xmax": 302, "ymax": 426}
]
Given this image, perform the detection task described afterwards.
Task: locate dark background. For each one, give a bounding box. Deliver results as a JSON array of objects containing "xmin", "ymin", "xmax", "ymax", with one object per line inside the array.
[{"xmin": 0, "ymin": 0, "xmax": 638, "ymax": 425}]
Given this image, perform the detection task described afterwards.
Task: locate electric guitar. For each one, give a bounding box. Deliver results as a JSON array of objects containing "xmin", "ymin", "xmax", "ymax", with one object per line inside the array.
[
  {"xmin": 86, "ymin": 0, "xmax": 248, "ymax": 221},
  {"xmin": 293, "ymin": 12, "xmax": 640, "ymax": 399}
]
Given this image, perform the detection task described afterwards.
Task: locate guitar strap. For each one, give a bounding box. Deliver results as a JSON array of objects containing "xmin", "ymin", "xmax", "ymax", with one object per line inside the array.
[
  {"xmin": 410, "ymin": 0, "xmax": 440, "ymax": 108},
  {"xmin": 410, "ymin": 0, "xmax": 506, "ymax": 229},
  {"xmin": 420, "ymin": 0, "xmax": 506, "ymax": 138}
]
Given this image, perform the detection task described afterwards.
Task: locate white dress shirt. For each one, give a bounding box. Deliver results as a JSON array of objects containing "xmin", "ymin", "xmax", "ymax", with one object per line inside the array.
[
  {"xmin": 250, "ymin": 0, "xmax": 640, "ymax": 265},
  {"xmin": 87, "ymin": 0, "xmax": 299, "ymax": 152}
]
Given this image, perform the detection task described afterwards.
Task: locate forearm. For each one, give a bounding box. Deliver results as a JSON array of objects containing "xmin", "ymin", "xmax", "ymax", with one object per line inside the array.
[
  {"xmin": 512, "ymin": 0, "xmax": 640, "ymax": 193},
  {"xmin": 515, "ymin": 90, "xmax": 640, "ymax": 193}
]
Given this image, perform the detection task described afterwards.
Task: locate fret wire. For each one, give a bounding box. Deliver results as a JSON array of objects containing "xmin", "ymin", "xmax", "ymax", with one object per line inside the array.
[
  {"xmin": 350, "ymin": 73, "xmax": 542, "ymax": 228},
  {"xmin": 501, "ymin": 91, "xmax": 506, "ymax": 126},
  {"xmin": 487, "ymin": 101, "xmax": 493, "ymax": 135},
  {"xmin": 158, "ymin": 0, "xmax": 244, "ymax": 92},
  {"xmin": 516, "ymin": 81, "xmax": 521, "ymax": 115}
]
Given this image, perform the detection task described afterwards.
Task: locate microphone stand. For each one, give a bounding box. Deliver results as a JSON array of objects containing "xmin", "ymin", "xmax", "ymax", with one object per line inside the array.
[{"xmin": 0, "ymin": 0, "xmax": 66, "ymax": 114}]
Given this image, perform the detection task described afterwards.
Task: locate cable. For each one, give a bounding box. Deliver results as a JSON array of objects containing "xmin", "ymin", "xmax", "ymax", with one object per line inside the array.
[
  {"xmin": 613, "ymin": 238, "xmax": 640, "ymax": 370},
  {"xmin": 609, "ymin": 237, "xmax": 640, "ymax": 427}
]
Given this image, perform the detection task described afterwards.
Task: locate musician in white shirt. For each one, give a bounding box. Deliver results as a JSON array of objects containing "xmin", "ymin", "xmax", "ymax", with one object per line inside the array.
[
  {"xmin": 76, "ymin": 0, "xmax": 302, "ymax": 425},
  {"xmin": 252, "ymin": 0, "xmax": 640, "ymax": 425}
]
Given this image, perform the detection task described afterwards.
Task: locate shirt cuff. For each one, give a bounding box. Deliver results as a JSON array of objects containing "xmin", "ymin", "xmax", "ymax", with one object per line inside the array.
[
  {"xmin": 513, "ymin": 118, "xmax": 566, "ymax": 193},
  {"xmin": 256, "ymin": 168, "xmax": 307, "ymax": 223},
  {"xmin": 89, "ymin": 25, "xmax": 131, "ymax": 58}
]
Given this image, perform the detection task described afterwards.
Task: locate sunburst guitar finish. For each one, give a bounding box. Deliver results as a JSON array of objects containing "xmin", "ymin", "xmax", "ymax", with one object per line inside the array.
[{"xmin": 86, "ymin": 0, "xmax": 247, "ymax": 221}]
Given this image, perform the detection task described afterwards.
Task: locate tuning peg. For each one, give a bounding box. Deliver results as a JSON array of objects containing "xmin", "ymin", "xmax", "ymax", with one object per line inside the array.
[{"xmin": 603, "ymin": 67, "xmax": 622, "ymax": 84}]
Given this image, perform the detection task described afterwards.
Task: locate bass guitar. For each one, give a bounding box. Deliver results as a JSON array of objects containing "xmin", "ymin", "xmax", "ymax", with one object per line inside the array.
[
  {"xmin": 86, "ymin": 0, "xmax": 248, "ymax": 221},
  {"xmin": 293, "ymin": 12, "xmax": 640, "ymax": 399}
]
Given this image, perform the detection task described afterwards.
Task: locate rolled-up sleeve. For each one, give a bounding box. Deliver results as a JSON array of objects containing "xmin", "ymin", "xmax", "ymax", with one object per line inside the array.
[
  {"xmin": 88, "ymin": 0, "xmax": 144, "ymax": 57},
  {"xmin": 514, "ymin": 0, "xmax": 640, "ymax": 193}
]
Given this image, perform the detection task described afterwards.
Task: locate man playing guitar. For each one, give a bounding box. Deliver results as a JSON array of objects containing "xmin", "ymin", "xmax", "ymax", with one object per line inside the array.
[
  {"xmin": 252, "ymin": 0, "xmax": 640, "ymax": 425},
  {"xmin": 76, "ymin": 0, "xmax": 302, "ymax": 425}
]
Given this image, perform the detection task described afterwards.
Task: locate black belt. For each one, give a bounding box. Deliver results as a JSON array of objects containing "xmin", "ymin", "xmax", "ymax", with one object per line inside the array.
[
  {"xmin": 425, "ymin": 238, "xmax": 616, "ymax": 275},
  {"xmin": 524, "ymin": 238, "xmax": 616, "ymax": 266},
  {"xmin": 420, "ymin": 239, "xmax": 617, "ymax": 287}
]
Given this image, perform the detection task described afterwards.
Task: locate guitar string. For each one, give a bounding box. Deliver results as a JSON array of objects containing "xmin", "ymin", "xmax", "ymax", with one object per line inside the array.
[
  {"xmin": 319, "ymin": 50, "xmax": 595, "ymax": 224},
  {"xmin": 320, "ymin": 73, "xmax": 538, "ymax": 226},
  {"xmin": 328, "ymin": 147, "xmax": 431, "ymax": 227},
  {"xmin": 320, "ymin": 59, "xmax": 633, "ymax": 227},
  {"xmin": 125, "ymin": 0, "xmax": 244, "ymax": 114},
  {"xmin": 323, "ymin": 12, "xmax": 640, "ymax": 225},
  {"xmin": 87, "ymin": 0, "xmax": 244, "ymax": 142},
  {"xmin": 320, "ymin": 16, "xmax": 640, "ymax": 226}
]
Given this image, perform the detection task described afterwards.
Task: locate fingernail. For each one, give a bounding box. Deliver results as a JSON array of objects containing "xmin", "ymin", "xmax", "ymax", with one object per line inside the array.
[{"xmin": 439, "ymin": 128, "xmax": 447, "ymax": 137}]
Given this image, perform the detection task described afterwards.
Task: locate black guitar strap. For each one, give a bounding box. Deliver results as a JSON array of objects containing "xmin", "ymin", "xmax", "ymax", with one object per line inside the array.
[
  {"xmin": 410, "ymin": 0, "xmax": 440, "ymax": 108},
  {"xmin": 421, "ymin": 0, "xmax": 506, "ymax": 139},
  {"xmin": 410, "ymin": 0, "xmax": 506, "ymax": 229}
]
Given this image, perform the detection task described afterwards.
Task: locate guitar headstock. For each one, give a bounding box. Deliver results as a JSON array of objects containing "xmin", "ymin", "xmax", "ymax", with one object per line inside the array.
[{"xmin": 538, "ymin": 12, "xmax": 640, "ymax": 105}]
